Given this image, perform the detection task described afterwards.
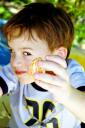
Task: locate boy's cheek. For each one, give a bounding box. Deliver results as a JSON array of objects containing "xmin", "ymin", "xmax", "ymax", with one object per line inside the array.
[{"xmin": 25, "ymin": 59, "xmax": 32, "ymax": 68}]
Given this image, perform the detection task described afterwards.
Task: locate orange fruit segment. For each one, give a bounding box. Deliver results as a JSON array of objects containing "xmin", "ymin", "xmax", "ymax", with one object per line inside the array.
[{"xmin": 28, "ymin": 57, "xmax": 45, "ymax": 81}]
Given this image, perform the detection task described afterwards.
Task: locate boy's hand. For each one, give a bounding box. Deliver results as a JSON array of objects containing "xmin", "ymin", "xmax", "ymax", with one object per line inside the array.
[{"xmin": 34, "ymin": 55, "xmax": 71, "ymax": 104}]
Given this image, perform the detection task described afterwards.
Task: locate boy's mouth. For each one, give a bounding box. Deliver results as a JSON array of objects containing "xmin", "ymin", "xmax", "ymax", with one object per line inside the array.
[{"xmin": 15, "ymin": 70, "xmax": 27, "ymax": 75}]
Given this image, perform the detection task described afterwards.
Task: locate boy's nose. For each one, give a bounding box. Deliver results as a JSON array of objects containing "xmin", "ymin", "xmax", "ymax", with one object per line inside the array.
[{"xmin": 12, "ymin": 56, "xmax": 23, "ymax": 68}]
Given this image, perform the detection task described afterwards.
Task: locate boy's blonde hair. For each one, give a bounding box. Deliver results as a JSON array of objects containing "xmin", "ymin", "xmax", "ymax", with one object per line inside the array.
[{"xmin": 4, "ymin": 2, "xmax": 74, "ymax": 57}]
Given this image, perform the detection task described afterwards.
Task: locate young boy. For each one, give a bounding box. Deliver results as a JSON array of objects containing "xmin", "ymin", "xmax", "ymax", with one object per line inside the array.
[{"xmin": 0, "ymin": 2, "xmax": 85, "ymax": 128}]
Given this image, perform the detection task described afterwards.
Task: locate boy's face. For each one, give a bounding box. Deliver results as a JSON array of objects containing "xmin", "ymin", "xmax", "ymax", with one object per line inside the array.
[
  {"xmin": 8, "ymin": 31, "xmax": 67, "ymax": 84},
  {"xmin": 8, "ymin": 31, "xmax": 52, "ymax": 84}
]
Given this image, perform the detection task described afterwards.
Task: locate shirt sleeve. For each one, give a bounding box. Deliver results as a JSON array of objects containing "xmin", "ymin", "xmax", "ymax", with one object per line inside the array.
[
  {"xmin": 67, "ymin": 59, "xmax": 85, "ymax": 88},
  {"xmin": 0, "ymin": 63, "xmax": 18, "ymax": 94}
]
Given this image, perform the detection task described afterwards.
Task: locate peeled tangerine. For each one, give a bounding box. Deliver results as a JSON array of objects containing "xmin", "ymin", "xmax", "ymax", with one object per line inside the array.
[{"xmin": 28, "ymin": 57, "xmax": 45, "ymax": 83}]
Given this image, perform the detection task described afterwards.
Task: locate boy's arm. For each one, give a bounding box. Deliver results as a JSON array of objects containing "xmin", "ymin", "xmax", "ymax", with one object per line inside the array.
[
  {"xmin": 60, "ymin": 60, "xmax": 85, "ymax": 123},
  {"xmin": 63, "ymin": 85, "xmax": 85, "ymax": 123},
  {"xmin": 34, "ymin": 57, "xmax": 85, "ymax": 123},
  {"xmin": 63, "ymin": 59, "xmax": 85, "ymax": 123},
  {"xmin": 0, "ymin": 64, "xmax": 18, "ymax": 96}
]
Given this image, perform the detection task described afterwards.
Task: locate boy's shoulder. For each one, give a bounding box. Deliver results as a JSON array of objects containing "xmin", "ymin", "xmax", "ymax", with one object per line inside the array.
[
  {"xmin": 0, "ymin": 63, "xmax": 18, "ymax": 94},
  {"xmin": 0, "ymin": 63, "xmax": 11, "ymax": 71},
  {"xmin": 67, "ymin": 58, "xmax": 84, "ymax": 73},
  {"xmin": 0, "ymin": 63, "xmax": 15, "ymax": 79},
  {"xmin": 67, "ymin": 59, "xmax": 85, "ymax": 88}
]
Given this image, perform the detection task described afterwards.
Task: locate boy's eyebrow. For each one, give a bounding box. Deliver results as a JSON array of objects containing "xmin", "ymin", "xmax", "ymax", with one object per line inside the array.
[
  {"xmin": 22, "ymin": 47, "xmax": 33, "ymax": 50},
  {"xmin": 8, "ymin": 46, "xmax": 33, "ymax": 50}
]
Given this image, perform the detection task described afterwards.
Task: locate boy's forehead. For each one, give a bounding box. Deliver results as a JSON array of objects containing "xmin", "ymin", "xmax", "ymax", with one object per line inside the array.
[{"xmin": 8, "ymin": 32, "xmax": 48, "ymax": 50}]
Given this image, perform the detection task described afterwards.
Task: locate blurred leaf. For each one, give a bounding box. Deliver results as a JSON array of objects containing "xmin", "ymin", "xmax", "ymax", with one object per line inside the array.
[{"xmin": 0, "ymin": 6, "xmax": 5, "ymax": 14}]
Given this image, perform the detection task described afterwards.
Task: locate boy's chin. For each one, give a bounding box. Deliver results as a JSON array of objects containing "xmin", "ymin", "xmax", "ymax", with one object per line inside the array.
[
  {"xmin": 18, "ymin": 75, "xmax": 34, "ymax": 85},
  {"xmin": 20, "ymin": 81, "xmax": 33, "ymax": 85}
]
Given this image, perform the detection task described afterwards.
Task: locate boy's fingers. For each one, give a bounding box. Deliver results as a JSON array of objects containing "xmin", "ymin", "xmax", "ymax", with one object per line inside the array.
[
  {"xmin": 35, "ymin": 79, "xmax": 70, "ymax": 104},
  {"xmin": 45, "ymin": 55, "xmax": 67, "ymax": 68},
  {"xmin": 34, "ymin": 73, "xmax": 67, "ymax": 87},
  {"xmin": 34, "ymin": 79, "xmax": 61, "ymax": 93},
  {"xmin": 34, "ymin": 80, "xmax": 65, "ymax": 100},
  {"xmin": 37, "ymin": 60, "xmax": 68, "ymax": 81},
  {"xmin": 35, "ymin": 79, "xmax": 50, "ymax": 91}
]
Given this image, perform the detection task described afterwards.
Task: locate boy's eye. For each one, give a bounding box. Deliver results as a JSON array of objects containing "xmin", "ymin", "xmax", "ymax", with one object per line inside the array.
[{"xmin": 23, "ymin": 51, "xmax": 31, "ymax": 56}]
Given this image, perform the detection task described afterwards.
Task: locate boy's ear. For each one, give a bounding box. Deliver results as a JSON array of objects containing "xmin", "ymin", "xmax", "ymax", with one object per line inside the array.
[{"xmin": 53, "ymin": 47, "xmax": 67, "ymax": 59}]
